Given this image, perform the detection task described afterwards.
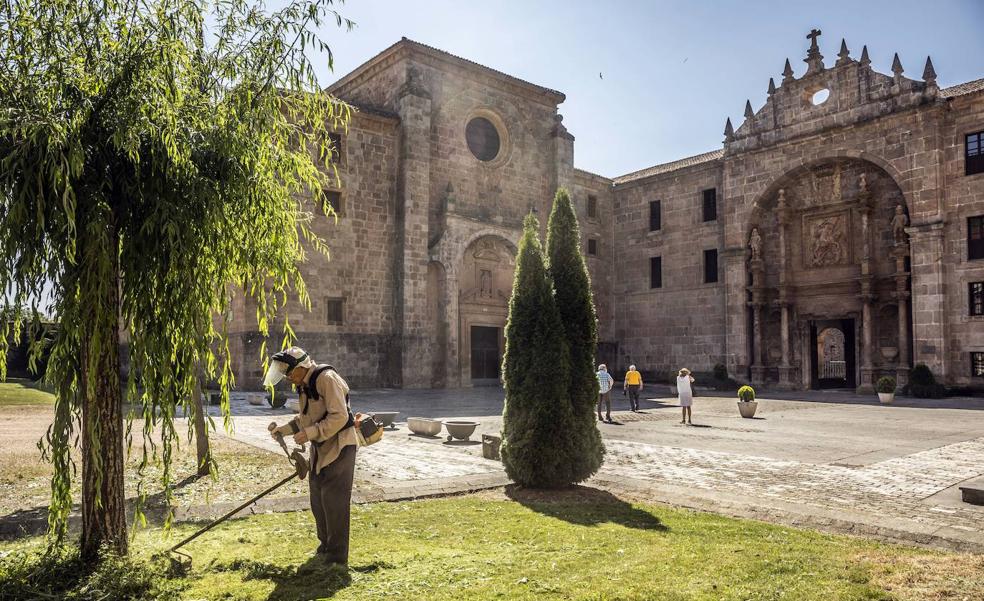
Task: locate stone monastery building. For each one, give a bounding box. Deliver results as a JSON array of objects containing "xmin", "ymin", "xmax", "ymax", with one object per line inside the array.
[{"xmin": 229, "ymin": 31, "xmax": 984, "ymax": 392}]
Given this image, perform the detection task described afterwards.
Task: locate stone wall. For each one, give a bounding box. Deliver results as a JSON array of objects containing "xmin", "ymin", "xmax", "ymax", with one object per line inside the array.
[
  {"xmin": 942, "ymin": 92, "xmax": 984, "ymax": 389},
  {"xmin": 574, "ymin": 170, "xmax": 615, "ymax": 344},
  {"xmin": 611, "ymin": 159, "xmax": 727, "ymax": 379},
  {"xmin": 227, "ymin": 110, "xmax": 402, "ymax": 389}
]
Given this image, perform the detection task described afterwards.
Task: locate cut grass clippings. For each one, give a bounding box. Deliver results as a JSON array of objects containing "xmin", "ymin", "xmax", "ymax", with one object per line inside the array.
[{"xmin": 2, "ymin": 488, "xmax": 982, "ymax": 600}]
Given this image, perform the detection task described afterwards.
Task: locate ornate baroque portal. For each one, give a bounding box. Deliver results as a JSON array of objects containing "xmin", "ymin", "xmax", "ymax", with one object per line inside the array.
[
  {"xmin": 747, "ymin": 159, "xmax": 913, "ymax": 391},
  {"xmin": 457, "ymin": 236, "xmax": 515, "ymax": 386}
]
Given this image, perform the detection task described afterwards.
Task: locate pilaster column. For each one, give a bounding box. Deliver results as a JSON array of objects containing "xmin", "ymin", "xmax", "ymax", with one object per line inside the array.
[
  {"xmin": 857, "ymin": 177, "xmax": 875, "ymax": 392},
  {"xmin": 775, "ymin": 190, "xmax": 797, "ymax": 389},
  {"xmin": 892, "ymin": 239, "xmax": 911, "ymax": 389},
  {"xmin": 749, "ymin": 256, "xmax": 767, "ymax": 385},
  {"xmin": 906, "ymin": 222, "xmax": 946, "ymax": 377},
  {"xmin": 395, "ymin": 70, "xmax": 433, "ymax": 388}
]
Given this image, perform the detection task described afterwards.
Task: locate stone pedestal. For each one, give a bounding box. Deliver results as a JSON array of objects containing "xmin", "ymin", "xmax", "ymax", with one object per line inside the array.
[
  {"xmin": 858, "ymin": 367, "xmax": 876, "ymax": 393},
  {"xmin": 777, "ymin": 366, "xmax": 798, "ymax": 390},
  {"xmin": 751, "ymin": 365, "xmax": 767, "ymax": 386},
  {"xmin": 895, "ymin": 366, "xmax": 910, "ymax": 390}
]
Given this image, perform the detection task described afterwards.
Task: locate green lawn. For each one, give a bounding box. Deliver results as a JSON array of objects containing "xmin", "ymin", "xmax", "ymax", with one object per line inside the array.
[
  {"xmin": 2, "ymin": 489, "xmax": 980, "ymax": 600},
  {"xmin": 0, "ymin": 380, "xmax": 54, "ymax": 406}
]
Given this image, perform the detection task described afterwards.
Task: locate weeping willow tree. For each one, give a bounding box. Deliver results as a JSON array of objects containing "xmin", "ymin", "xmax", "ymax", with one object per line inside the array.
[{"xmin": 0, "ymin": 0, "xmax": 351, "ymax": 560}]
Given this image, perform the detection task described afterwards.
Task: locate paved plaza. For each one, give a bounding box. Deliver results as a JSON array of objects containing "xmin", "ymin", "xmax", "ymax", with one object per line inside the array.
[{"xmin": 215, "ymin": 386, "xmax": 984, "ymax": 551}]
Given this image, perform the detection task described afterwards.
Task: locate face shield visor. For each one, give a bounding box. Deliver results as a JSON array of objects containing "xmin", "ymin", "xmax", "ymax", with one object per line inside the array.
[
  {"xmin": 263, "ymin": 349, "xmax": 310, "ymax": 387},
  {"xmin": 263, "ymin": 360, "xmax": 289, "ymax": 387}
]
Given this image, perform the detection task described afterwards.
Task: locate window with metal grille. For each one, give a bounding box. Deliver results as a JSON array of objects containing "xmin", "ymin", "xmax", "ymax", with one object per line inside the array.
[
  {"xmin": 973, "ymin": 352, "xmax": 984, "ymax": 377},
  {"xmin": 650, "ymin": 256, "xmax": 662, "ymax": 289},
  {"xmin": 971, "ymin": 282, "xmax": 984, "ymax": 316},
  {"xmin": 967, "ymin": 131, "xmax": 984, "ymax": 176},
  {"xmin": 587, "ymin": 195, "xmax": 598, "ymax": 219},
  {"xmin": 702, "ymin": 188, "xmax": 717, "ymax": 222},
  {"xmin": 649, "ymin": 200, "xmax": 661, "ymax": 231},
  {"xmin": 970, "ymin": 215, "xmax": 984, "ymax": 260},
  {"xmin": 325, "ymin": 298, "xmax": 344, "ymax": 325},
  {"xmin": 704, "ymin": 249, "xmax": 719, "ymax": 283},
  {"xmin": 322, "ymin": 190, "xmax": 342, "ymax": 216},
  {"xmin": 588, "ymin": 238, "xmax": 597, "ymax": 256}
]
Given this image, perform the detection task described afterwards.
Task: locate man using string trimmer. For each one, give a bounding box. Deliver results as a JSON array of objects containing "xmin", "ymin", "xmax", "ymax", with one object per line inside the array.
[{"xmin": 265, "ymin": 346, "xmax": 363, "ymax": 568}]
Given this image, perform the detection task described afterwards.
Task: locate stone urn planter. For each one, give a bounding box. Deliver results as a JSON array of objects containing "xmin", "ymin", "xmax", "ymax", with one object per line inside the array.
[
  {"xmin": 247, "ymin": 393, "xmax": 265, "ymax": 406},
  {"xmin": 370, "ymin": 411, "xmax": 399, "ymax": 429},
  {"xmin": 285, "ymin": 398, "xmax": 300, "ymax": 412},
  {"xmin": 876, "ymin": 376, "xmax": 896, "ymax": 404},
  {"xmin": 737, "ymin": 385, "xmax": 758, "ymax": 418},
  {"xmin": 738, "ymin": 401, "xmax": 759, "ymax": 418},
  {"xmin": 407, "ymin": 417, "xmax": 442, "ymax": 437},
  {"xmin": 443, "ymin": 420, "xmax": 480, "ymax": 442}
]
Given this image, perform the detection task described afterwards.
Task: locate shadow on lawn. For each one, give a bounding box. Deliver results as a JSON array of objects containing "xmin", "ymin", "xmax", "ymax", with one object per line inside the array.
[{"xmin": 505, "ymin": 485, "xmax": 667, "ymax": 531}]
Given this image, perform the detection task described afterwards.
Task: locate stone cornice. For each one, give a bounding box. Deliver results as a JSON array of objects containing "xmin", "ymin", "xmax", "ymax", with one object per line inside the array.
[{"xmin": 328, "ymin": 38, "xmax": 566, "ymax": 108}]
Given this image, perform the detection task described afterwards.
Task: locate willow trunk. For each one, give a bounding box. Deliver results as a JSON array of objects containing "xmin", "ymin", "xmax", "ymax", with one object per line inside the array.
[{"xmin": 79, "ymin": 225, "xmax": 128, "ymax": 561}]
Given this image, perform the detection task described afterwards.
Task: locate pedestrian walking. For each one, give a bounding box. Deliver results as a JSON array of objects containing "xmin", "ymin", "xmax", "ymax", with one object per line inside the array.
[
  {"xmin": 624, "ymin": 364, "xmax": 643, "ymax": 411},
  {"xmin": 596, "ymin": 364, "xmax": 614, "ymax": 423},
  {"xmin": 677, "ymin": 367, "xmax": 695, "ymax": 424}
]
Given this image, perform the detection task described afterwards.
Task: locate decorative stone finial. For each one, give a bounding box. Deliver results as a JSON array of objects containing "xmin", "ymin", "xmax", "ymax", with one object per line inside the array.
[
  {"xmin": 858, "ymin": 172, "xmax": 868, "ymax": 194},
  {"xmin": 922, "ymin": 56, "xmax": 937, "ymax": 85},
  {"xmin": 767, "ymin": 77, "xmax": 776, "ymax": 96},
  {"xmin": 859, "ymin": 45, "xmax": 871, "ymax": 68},
  {"xmin": 923, "ymin": 56, "xmax": 939, "ymax": 98},
  {"xmin": 891, "ymin": 53, "xmax": 904, "ymax": 76},
  {"xmin": 836, "ymin": 38, "xmax": 851, "ymax": 66},
  {"xmin": 744, "ymin": 100, "xmax": 754, "ymax": 120},
  {"xmin": 724, "ymin": 117, "xmax": 735, "ymax": 142},
  {"xmin": 782, "ymin": 58, "xmax": 795, "ymax": 83},
  {"xmin": 777, "ymin": 188, "xmax": 787, "ymax": 209},
  {"xmin": 804, "ymin": 28, "xmax": 825, "ymax": 74}
]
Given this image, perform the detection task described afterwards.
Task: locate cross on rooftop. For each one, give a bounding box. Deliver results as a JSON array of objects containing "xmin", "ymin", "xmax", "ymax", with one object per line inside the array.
[{"xmin": 807, "ymin": 28, "xmax": 822, "ymax": 45}]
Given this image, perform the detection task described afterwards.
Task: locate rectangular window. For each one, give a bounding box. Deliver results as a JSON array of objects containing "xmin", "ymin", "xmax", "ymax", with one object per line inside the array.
[
  {"xmin": 970, "ymin": 215, "xmax": 984, "ymax": 260},
  {"xmin": 973, "ymin": 352, "xmax": 984, "ymax": 377},
  {"xmin": 587, "ymin": 195, "xmax": 598, "ymax": 219},
  {"xmin": 967, "ymin": 131, "xmax": 984, "ymax": 176},
  {"xmin": 702, "ymin": 188, "xmax": 717, "ymax": 222},
  {"xmin": 322, "ymin": 190, "xmax": 342, "ymax": 216},
  {"xmin": 325, "ymin": 297, "xmax": 344, "ymax": 325},
  {"xmin": 971, "ymin": 282, "xmax": 984, "ymax": 316},
  {"xmin": 704, "ymin": 249, "xmax": 719, "ymax": 283},
  {"xmin": 587, "ymin": 238, "xmax": 597, "ymax": 256},
  {"xmin": 649, "ymin": 200, "xmax": 661, "ymax": 231},
  {"xmin": 650, "ymin": 256, "xmax": 662, "ymax": 289}
]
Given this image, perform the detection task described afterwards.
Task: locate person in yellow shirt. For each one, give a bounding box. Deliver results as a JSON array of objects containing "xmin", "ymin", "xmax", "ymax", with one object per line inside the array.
[{"xmin": 623, "ymin": 365, "xmax": 643, "ymax": 411}]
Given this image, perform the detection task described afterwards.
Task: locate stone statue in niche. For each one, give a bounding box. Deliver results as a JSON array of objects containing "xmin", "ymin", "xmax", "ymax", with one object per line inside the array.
[
  {"xmin": 480, "ymin": 269, "xmax": 493, "ymax": 298},
  {"xmin": 810, "ymin": 215, "xmax": 847, "ymax": 266},
  {"xmin": 891, "ymin": 205, "xmax": 909, "ymax": 246},
  {"xmin": 748, "ymin": 227, "xmax": 762, "ymax": 260}
]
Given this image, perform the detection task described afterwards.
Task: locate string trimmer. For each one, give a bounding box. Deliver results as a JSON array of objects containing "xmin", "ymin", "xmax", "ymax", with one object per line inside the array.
[{"xmin": 162, "ymin": 422, "xmax": 308, "ymax": 574}]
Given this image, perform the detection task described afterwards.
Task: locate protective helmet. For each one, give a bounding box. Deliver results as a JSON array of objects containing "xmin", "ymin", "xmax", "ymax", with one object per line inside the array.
[{"xmin": 263, "ymin": 346, "xmax": 315, "ymax": 386}]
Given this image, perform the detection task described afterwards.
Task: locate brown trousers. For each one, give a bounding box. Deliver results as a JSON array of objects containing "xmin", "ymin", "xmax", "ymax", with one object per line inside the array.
[{"xmin": 309, "ymin": 443, "xmax": 357, "ymax": 564}]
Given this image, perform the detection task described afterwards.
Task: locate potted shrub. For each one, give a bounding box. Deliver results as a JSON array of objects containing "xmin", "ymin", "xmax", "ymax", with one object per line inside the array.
[
  {"xmin": 907, "ymin": 364, "xmax": 947, "ymax": 399},
  {"xmin": 876, "ymin": 376, "xmax": 896, "ymax": 404},
  {"xmin": 737, "ymin": 385, "xmax": 758, "ymax": 418}
]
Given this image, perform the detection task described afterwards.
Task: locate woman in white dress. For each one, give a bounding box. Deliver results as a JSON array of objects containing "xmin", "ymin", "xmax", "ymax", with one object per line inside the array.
[{"xmin": 677, "ymin": 368, "xmax": 695, "ymax": 425}]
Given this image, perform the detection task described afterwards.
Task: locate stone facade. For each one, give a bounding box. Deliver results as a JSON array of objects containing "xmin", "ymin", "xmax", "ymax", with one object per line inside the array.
[{"xmin": 230, "ymin": 34, "xmax": 984, "ymax": 392}]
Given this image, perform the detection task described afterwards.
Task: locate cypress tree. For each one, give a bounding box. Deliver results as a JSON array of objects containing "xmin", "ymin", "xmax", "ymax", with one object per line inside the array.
[
  {"xmin": 546, "ymin": 188, "xmax": 605, "ymax": 481},
  {"xmin": 500, "ymin": 214, "xmax": 578, "ymax": 487}
]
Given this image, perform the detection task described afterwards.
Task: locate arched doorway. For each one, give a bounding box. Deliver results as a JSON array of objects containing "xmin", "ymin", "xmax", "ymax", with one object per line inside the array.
[
  {"xmin": 457, "ymin": 235, "xmax": 516, "ymax": 386},
  {"xmin": 745, "ymin": 157, "xmax": 912, "ymax": 391}
]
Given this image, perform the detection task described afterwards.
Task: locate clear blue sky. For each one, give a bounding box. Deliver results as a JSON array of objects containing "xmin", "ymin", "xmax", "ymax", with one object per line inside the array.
[{"xmin": 306, "ymin": 0, "xmax": 984, "ymax": 177}]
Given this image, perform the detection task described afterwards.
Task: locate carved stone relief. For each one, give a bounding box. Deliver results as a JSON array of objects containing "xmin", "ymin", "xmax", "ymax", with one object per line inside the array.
[{"xmin": 805, "ymin": 211, "xmax": 850, "ymax": 267}]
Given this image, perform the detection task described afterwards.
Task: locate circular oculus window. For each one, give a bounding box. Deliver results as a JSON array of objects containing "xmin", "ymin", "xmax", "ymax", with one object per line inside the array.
[{"xmin": 465, "ymin": 117, "xmax": 501, "ymax": 162}]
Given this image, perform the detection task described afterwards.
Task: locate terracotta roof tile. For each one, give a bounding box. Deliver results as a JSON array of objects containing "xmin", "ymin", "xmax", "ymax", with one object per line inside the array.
[
  {"xmin": 613, "ymin": 149, "xmax": 724, "ymax": 185},
  {"xmin": 942, "ymin": 77, "xmax": 984, "ymax": 99}
]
